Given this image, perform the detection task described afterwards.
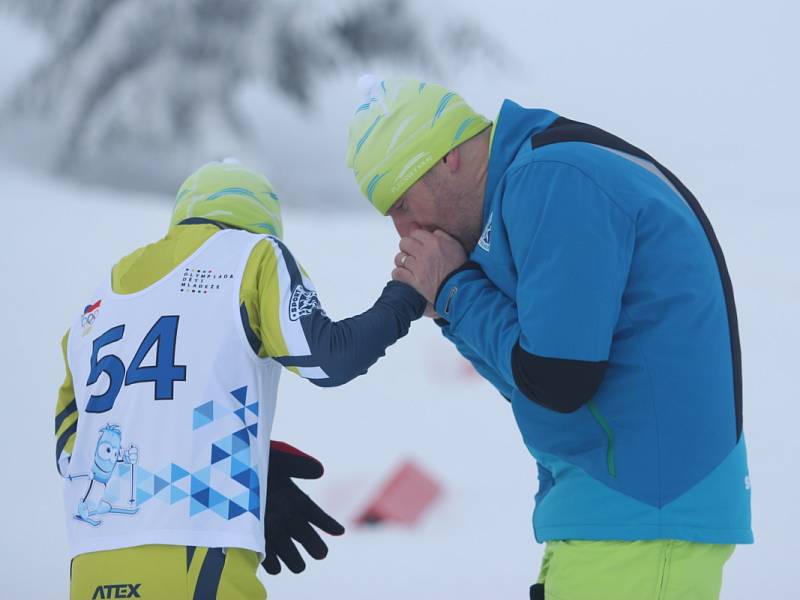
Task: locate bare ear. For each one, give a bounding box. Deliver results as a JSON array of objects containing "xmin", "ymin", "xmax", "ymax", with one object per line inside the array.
[{"xmin": 443, "ymin": 147, "xmax": 460, "ymax": 173}]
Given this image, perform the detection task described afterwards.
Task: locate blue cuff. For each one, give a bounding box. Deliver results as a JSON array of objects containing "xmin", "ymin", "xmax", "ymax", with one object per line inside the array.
[{"xmin": 434, "ymin": 261, "xmax": 483, "ymax": 324}]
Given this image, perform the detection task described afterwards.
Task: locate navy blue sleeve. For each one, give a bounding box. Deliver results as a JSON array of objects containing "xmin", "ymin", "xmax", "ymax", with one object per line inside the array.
[
  {"xmin": 291, "ymin": 281, "xmax": 427, "ymax": 387},
  {"xmin": 262, "ymin": 237, "xmax": 426, "ymax": 387}
]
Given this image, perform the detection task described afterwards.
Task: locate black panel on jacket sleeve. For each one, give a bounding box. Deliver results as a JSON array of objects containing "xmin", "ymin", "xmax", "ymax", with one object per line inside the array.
[{"xmin": 511, "ymin": 342, "xmax": 608, "ymax": 413}]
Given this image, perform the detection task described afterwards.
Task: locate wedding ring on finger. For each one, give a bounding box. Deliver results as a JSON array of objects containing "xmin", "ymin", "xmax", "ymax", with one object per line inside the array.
[{"xmin": 400, "ymin": 253, "xmax": 409, "ymax": 267}]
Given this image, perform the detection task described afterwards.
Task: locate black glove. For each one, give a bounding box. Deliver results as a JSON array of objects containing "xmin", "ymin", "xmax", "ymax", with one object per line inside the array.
[{"xmin": 263, "ymin": 441, "xmax": 345, "ymax": 575}]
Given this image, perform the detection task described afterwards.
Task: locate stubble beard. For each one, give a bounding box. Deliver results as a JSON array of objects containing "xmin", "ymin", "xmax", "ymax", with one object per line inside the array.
[
  {"xmin": 430, "ymin": 177, "xmax": 481, "ymax": 252},
  {"xmin": 455, "ymin": 189, "xmax": 483, "ymax": 253}
]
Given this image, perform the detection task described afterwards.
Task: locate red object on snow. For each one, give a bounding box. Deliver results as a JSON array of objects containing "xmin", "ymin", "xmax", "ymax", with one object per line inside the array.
[{"xmin": 355, "ymin": 460, "xmax": 442, "ymax": 526}]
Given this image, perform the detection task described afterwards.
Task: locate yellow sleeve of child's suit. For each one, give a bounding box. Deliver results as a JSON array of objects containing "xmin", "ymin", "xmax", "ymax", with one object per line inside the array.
[
  {"xmin": 240, "ymin": 237, "xmax": 330, "ymax": 380},
  {"xmin": 55, "ymin": 330, "xmax": 78, "ymax": 476}
]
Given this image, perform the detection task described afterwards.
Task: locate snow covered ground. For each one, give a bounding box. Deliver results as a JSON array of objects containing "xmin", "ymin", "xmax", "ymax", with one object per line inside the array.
[
  {"xmin": 0, "ymin": 154, "xmax": 798, "ymax": 599},
  {"xmin": 0, "ymin": 168, "xmax": 543, "ymax": 598},
  {"xmin": 1, "ymin": 1, "xmax": 799, "ymax": 598}
]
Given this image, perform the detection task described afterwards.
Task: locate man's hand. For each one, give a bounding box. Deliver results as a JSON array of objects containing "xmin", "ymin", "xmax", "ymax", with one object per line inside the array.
[
  {"xmin": 392, "ymin": 229, "xmax": 467, "ymax": 303},
  {"xmin": 263, "ymin": 441, "xmax": 345, "ymax": 575}
]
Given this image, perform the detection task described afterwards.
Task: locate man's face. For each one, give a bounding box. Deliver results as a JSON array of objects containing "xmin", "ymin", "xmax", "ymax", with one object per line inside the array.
[
  {"xmin": 386, "ymin": 179, "xmax": 444, "ymax": 239},
  {"xmin": 386, "ymin": 164, "xmax": 482, "ymax": 251}
]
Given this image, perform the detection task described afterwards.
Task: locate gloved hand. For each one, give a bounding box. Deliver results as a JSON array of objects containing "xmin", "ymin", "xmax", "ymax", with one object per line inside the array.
[{"xmin": 263, "ymin": 441, "xmax": 345, "ymax": 574}]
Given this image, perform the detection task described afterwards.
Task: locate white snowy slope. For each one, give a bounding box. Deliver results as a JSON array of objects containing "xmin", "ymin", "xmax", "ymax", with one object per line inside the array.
[
  {"xmin": 0, "ymin": 155, "xmax": 797, "ymax": 599},
  {"xmin": 0, "ymin": 167, "xmax": 541, "ymax": 599}
]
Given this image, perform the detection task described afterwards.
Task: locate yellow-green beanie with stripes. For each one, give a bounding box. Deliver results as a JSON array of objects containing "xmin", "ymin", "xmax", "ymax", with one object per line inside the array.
[
  {"xmin": 170, "ymin": 159, "xmax": 283, "ymax": 238},
  {"xmin": 346, "ymin": 75, "xmax": 491, "ymax": 214}
]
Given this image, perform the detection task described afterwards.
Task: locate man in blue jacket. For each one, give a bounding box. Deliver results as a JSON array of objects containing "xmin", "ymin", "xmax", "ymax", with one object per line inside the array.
[{"xmin": 346, "ymin": 76, "xmax": 752, "ymax": 600}]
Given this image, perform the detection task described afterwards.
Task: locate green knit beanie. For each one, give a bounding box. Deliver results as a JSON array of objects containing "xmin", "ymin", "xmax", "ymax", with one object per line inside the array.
[
  {"xmin": 170, "ymin": 159, "xmax": 283, "ymax": 238},
  {"xmin": 346, "ymin": 75, "xmax": 490, "ymax": 214}
]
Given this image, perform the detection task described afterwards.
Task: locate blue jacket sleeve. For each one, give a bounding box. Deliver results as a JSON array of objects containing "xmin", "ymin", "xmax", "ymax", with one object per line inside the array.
[
  {"xmin": 436, "ymin": 320, "xmax": 515, "ymax": 401},
  {"xmin": 434, "ymin": 161, "xmax": 634, "ymax": 411}
]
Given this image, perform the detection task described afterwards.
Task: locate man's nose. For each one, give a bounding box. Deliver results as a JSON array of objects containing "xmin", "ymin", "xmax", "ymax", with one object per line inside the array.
[{"xmin": 390, "ymin": 215, "xmax": 420, "ymax": 238}]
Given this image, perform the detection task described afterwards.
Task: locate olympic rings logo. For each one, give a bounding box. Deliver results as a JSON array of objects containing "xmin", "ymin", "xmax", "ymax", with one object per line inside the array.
[{"xmin": 81, "ymin": 311, "xmax": 98, "ymax": 328}]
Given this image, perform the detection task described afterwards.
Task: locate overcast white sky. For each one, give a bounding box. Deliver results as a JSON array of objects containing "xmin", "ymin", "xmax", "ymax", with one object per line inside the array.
[{"xmin": 2, "ymin": 0, "xmax": 798, "ymax": 215}]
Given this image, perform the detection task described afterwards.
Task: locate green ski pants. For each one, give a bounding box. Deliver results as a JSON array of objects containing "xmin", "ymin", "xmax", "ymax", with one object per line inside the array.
[{"xmin": 536, "ymin": 540, "xmax": 735, "ymax": 600}]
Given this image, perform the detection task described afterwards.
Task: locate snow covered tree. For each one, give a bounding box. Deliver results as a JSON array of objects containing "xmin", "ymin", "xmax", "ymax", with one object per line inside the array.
[{"xmin": 1, "ymin": 0, "xmax": 497, "ymax": 198}]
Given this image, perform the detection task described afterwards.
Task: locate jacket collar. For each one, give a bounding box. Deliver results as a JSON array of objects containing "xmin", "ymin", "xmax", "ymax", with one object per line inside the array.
[{"xmin": 483, "ymin": 100, "xmax": 559, "ymax": 221}]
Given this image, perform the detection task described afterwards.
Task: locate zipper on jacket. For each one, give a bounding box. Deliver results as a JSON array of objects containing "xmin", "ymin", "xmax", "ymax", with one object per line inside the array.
[{"xmin": 587, "ymin": 400, "xmax": 617, "ymax": 478}]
